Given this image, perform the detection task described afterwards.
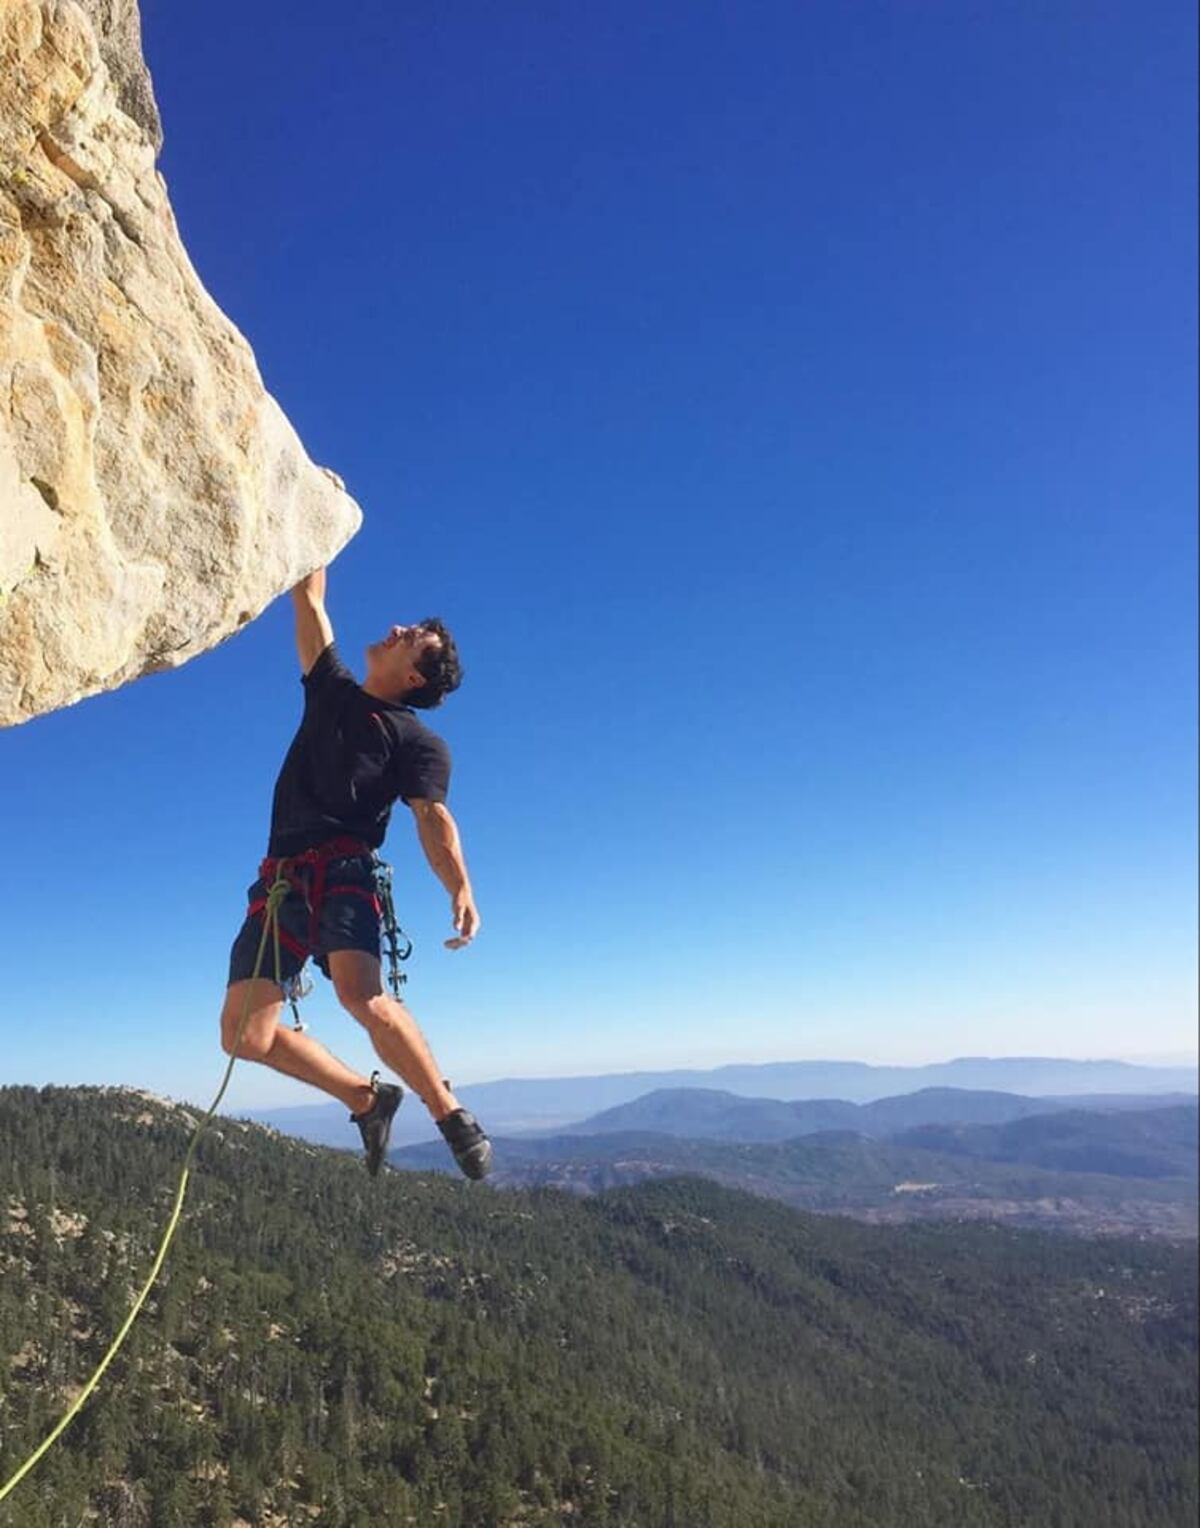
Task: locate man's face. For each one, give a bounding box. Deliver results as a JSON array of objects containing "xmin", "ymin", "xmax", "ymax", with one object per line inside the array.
[{"xmin": 365, "ymin": 623, "xmax": 442, "ymax": 697}]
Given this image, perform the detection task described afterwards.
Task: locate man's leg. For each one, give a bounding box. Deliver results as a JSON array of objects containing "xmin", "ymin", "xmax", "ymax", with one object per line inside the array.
[
  {"xmin": 326, "ymin": 950, "xmax": 460, "ymax": 1121},
  {"xmin": 220, "ymin": 979, "xmax": 375, "ymax": 1116}
]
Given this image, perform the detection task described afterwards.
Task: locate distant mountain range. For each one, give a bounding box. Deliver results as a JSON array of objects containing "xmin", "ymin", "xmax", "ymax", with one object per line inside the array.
[
  {"xmin": 244, "ymin": 1055, "xmax": 1198, "ymax": 1146},
  {"xmin": 893, "ymin": 1105, "xmax": 1200, "ymax": 1181},
  {"xmin": 392, "ymin": 1103, "xmax": 1200, "ymax": 1241},
  {"xmin": 554, "ymin": 1085, "xmax": 1198, "ymax": 1142}
]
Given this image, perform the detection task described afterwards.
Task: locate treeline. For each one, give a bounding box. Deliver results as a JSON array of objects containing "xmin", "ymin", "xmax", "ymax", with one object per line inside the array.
[{"xmin": 1, "ymin": 1086, "xmax": 1196, "ymax": 1527}]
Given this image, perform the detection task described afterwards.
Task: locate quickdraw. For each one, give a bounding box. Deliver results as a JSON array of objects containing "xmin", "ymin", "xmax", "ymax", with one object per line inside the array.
[{"xmin": 373, "ymin": 857, "xmax": 413, "ymax": 1001}]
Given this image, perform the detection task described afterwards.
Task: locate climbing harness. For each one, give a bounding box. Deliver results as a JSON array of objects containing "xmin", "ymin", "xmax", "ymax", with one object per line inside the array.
[
  {"xmin": 0, "ymin": 844, "xmax": 412, "ymax": 1503},
  {"xmin": 250, "ymin": 834, "xmax": 375, "ymax": 974},
  {"xmin": 256, "ymin": 841, "xmax": 413, "ymax": 1029}
]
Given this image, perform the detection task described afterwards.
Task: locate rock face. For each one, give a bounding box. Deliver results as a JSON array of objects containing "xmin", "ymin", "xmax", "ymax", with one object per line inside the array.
[{"xmin": 0, "ymin": 0, "xmax": 361, "ymax": 727}]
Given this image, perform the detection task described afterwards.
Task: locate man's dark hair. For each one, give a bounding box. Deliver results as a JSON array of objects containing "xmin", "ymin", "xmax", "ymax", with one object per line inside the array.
[{"xmin": 405, "ymin": 617, "xmax": 463, "ymax": 709}]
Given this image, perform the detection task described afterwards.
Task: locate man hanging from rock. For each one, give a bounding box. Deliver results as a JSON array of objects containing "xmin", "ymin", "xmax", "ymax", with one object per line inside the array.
[{"xmin": 220, "ymin": 567, "xmax": 492, "ymax": 1180}]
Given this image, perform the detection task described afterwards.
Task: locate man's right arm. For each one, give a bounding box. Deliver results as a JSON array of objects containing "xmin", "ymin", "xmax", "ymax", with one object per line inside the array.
[
  {"xmin": 409, "ymin": 799, "xmax": 481, "ymax": 948},
  {"xmin": 291, "ymin": 568, "xmax": 334, "ymax": 674}
]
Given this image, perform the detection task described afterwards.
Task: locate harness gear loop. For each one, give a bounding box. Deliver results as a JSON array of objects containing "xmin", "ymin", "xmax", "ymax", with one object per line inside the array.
[{"xmin": 0, "ymin": 868, "xmax": 293, "ymax": 1505}]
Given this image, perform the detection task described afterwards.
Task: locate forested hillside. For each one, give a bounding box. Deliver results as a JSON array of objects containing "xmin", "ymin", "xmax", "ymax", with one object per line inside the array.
[
  {"xmin": 2, "ymin": 1087, "xmax": 1196, "ymax": 1527},
  {"xmin": 894, "ymin": 1104, "xmax": 1199, "ymax": 1179},
  {"xmin": 397, "ymin": 1107, "xmax": 1200, "ymax": 1240}
]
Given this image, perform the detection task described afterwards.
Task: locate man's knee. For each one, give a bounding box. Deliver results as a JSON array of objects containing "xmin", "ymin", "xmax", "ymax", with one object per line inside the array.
[
  {"xmin": 340, "ymin": 987, "xmax": 403, "ymax": 1033},
  {"xmin": 220, "ymin": 983, "xmax": 280, "ymax": 1061},
  {"xmin": 220, "ymin": 1016, "xmax": 274, "ymax": 1061},
  {"xmin": 329, "ymin": 951, "xmax": 385, "ymax": 1018},
  {"xmin": 346, "ymin": 991, "xmax": 390, "ymax": 1027}
]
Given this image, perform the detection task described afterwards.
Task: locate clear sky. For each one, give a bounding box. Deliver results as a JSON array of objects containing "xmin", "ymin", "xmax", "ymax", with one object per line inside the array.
[{"xmin": 2, "ymin": 0, "xmax": 1195, "ymax": 1110}]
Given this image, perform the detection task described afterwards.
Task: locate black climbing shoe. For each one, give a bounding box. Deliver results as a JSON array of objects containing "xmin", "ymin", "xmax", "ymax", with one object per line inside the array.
[
  {"xmin": 437, "ymin": 1108, "xmax": 493, "ymax": 1180},
  {"xmin": 350, "ymin": 1073, "xmax": 403, "ymax": 1177}
]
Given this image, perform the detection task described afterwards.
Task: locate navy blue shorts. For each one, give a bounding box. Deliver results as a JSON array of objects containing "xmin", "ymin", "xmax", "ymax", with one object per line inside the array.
[{"xmin": 227, "ymin": 852, "xmax": 382, "ymax": 988}]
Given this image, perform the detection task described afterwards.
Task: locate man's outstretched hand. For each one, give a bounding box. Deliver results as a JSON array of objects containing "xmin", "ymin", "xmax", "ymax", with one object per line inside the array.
[{"xmin": 445, "ymin": 888, "xmax": 481, "ymax": 950}]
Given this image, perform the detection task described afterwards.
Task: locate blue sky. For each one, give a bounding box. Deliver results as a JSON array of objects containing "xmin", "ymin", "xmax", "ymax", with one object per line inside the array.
[{"xmin": 2, "ymin": 0, "xmax": 1195, "ymax": 1109}]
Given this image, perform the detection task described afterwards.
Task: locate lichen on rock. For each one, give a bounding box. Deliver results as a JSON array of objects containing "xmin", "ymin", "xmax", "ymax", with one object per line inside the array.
[{"xmin": 0, "ymin": 0, "xmax": 362, "ymax": 727}]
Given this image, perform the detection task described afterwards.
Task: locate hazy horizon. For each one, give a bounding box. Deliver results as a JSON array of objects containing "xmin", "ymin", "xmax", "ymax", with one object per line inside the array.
[{"xmin": 11, "ymin": 1048, "xmax": 1195, "ymax": 1116}]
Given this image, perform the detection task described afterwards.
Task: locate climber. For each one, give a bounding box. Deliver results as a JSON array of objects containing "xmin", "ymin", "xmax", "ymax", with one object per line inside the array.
[{"xmin": 219, "ymin": 567, "xmax": 492, "ymax": 1180}]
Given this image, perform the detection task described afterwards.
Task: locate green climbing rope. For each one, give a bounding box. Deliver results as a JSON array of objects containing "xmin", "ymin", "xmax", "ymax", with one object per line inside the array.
[{"xmin": 0, "ymin": 867, "xmax": 294, "ymax": 1505}]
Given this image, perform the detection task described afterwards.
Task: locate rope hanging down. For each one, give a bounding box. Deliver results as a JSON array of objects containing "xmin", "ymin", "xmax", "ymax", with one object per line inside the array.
[{"xmin": 0, "ymin": 868, "xmax": 294, "ymax": 1504}]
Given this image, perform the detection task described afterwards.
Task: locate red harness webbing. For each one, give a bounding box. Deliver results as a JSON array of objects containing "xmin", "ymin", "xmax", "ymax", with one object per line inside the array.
[{"xmin": 249, "ymin": 836, "xmax": 381, "ymax": 960}]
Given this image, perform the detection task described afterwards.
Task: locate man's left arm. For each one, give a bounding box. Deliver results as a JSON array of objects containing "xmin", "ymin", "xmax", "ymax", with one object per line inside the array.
[{"xmin": 409, "ymin": 799, "xmax": 481, "ymax": 949}]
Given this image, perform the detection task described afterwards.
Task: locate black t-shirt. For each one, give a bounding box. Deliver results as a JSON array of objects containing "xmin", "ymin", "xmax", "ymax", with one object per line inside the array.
[{"xmin": 267, "ymin": 644, "xmax": 451, "ymax": 856}]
